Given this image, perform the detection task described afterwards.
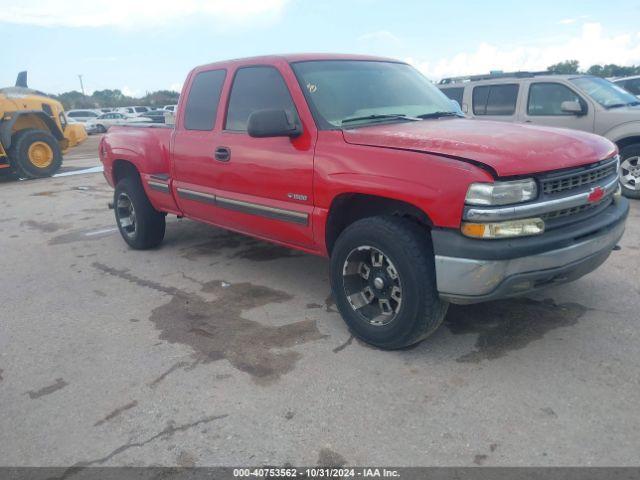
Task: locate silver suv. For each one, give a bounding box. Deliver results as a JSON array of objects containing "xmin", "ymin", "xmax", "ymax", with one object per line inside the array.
[{"xmin": 438, "ymin": 73, "xmax": 640, "ymax": 198}]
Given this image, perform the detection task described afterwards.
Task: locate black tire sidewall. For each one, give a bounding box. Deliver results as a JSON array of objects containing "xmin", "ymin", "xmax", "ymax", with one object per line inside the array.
[
  {"xmin": 330, "ymin": 217, "xmax": 443, "ymax": 349},
  {"xmin": 114, "ymin": 176, "xmax": 165, "ymax": 249},
  {"xmin": 620, "ymin": 144, "xmax": 640, "ymax": 199},
  {"xmin": 9, "ymin": 129, "xmax": 63, "ymax": 178}
]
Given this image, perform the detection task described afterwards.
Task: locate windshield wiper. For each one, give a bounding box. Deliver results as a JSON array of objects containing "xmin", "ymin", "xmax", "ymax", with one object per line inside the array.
[
  {"xmin": 606, "ymin": 103, "xmax": 627, "ymax": 109},
  {"xmin": 417, "ymin": 111, "xmax": 463, "ymax": 119},
  {"xmin": 341, "ymin": 113, "xmax": 420, "ymax": 125}
]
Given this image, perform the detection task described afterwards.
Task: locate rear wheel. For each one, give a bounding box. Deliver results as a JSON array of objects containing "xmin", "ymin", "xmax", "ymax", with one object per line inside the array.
[
  {"xmin": 8, "ymin": 128, "xmax": 63, "ymax": 178},
  {"xmin": 330, "ymin": 216, "xmax": 449, "ymax": 349},
  {"xmin": 619, "ymin": 144, "xmax": 640, "ymax": 199},
  {"xmin": 114, "ymin": 176, "xmax": 166, "ymax": 249}
]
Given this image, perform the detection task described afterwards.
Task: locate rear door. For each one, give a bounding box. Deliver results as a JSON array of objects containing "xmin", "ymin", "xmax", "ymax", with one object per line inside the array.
[
  {"xmin": 520, "ymin": 81, "xmax": 594, "ymax": 132},
  {"xmin": 172, "ymin": 68, "xmax": 227, "ymax": 221},
  {"xmin": 470, "ymin": 83, "xmax": 520, "ymax": 123}
]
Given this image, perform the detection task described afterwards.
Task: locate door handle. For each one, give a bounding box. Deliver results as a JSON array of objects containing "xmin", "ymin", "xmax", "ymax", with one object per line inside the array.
[{"xmin": 214, "ymin": 146, "xmax": 231, "ymax": 162}]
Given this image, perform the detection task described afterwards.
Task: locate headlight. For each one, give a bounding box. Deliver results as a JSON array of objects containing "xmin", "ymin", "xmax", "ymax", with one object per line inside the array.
[
  {"xmin": 461, "ymin": 218, "xmax": 545, "ymax": 239},
  {"xmin": 465, "ymin": 179, "xmax": 537, "ymax": 206}
]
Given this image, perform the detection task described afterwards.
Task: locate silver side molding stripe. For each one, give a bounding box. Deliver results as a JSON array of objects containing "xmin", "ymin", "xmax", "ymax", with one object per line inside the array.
[
  {"xmin": 176, "ymin": 187, "xmax": 217, "ymax": 205},
  {"xmin": 176, "ymin": 187, "xmax": 308, "ymax": 225},
  {"xmin": 216, "ymin": 196, "xmax": 309, "ymax": 225},
  {"xmin": 464, "ymin": 176, "xmax": 619, "ymax": 222},
  {"xmin": 148, "ymin": 181, "xmax": 170, "ymax": 193}
]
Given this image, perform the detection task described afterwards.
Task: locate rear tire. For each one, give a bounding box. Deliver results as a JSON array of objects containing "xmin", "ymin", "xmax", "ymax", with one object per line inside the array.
[
  {"xmin": 114, "ymin": 176, "xmax": 166, "ymax": 249},
  {"xmin": 8, "ymin": 128, "xmax": 63, "ymax": 179},
  {"xmin": 619, "ymin": 144, "xmax": 640, "ymax": 199},
  {"xmin": 330, "ymin": 216, "xmax": 449, "ymax": 349}
]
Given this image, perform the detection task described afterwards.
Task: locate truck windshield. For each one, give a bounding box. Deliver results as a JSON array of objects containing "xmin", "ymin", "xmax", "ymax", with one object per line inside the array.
[
  {"xmin": 570, "ymin": 76, "xmax": 640, "ymax": 108},
  {"xmin": 291, "ymin": 60, "xmax": 460, "ymax": 128}
]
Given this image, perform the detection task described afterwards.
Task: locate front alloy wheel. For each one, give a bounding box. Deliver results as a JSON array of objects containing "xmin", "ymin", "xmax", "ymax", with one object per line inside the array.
[
  {"xmin": 620, "ymin": 155, "xmax": 640, "ymax": 192},
  {"xmin": 342, "ymin": 246, "xmax": 402, "ymax": 326},
  {"xmin": 330, "ymin": 216, "xmax": 448, "ymax": 349}
]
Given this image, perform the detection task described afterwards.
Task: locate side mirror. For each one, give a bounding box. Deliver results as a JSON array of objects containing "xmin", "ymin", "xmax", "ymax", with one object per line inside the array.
[
  {"xmin": 247, "ymin": 109, "xmax": 301, "ymax": 138},
  {"xmin": 561, "ymin": 100, "xmax": 584, "ymax": 115}
]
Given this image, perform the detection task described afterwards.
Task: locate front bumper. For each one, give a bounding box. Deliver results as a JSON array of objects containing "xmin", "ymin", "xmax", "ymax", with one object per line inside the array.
[{"xmin": 433, "ymin": 197, "xmax": 629, "ymax": 304}]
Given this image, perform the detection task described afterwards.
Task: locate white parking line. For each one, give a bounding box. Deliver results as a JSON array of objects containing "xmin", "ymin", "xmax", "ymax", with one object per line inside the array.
[
  {"xmin": 85, "ymin": 227, "xmax": 118, "ymax": 237},
  {"xmin": 54, "ymin": 166, "xmax": 104, "ymax": 177}
]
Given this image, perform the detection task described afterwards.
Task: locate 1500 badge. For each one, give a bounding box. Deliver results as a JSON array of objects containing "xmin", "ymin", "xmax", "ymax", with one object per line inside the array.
[{"xmin": 287, "ymin": 193, "xmax": 308, "ymax": 201}]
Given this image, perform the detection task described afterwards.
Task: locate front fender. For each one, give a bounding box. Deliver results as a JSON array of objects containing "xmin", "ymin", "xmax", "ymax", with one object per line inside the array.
[{"xmin": 603, "ymin": 121, "xmax": 640, "ymax": 144}]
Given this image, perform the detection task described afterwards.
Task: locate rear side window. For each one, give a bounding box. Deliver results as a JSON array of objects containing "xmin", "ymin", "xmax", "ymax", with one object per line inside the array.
[
  {"xmin": 42, "ymin": 104, "xmax": 53, "ymax": 116},
  {"xmin": 473, "ymin": 84, "xmax": 519, "ymax": 115},
  {"xmin": 225, "ymin": 66, "xmax": 297, "ymax": 131},
  {"xmin": 528, "ymin": 83, "xmax": 583, "ymax": 116},
  {"xmin": 441, "ymin": 87, "xmax": 464, "ymax": 107},
  {"xmin": 184, "ymin": 69, "xmax": 226, "ymax": 131}
]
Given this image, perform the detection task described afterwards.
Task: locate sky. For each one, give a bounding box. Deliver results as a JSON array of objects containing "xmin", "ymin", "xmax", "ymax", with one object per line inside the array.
[{"xmin": 2, "ymin": 0, "xmax": 640, "ymax": 96}]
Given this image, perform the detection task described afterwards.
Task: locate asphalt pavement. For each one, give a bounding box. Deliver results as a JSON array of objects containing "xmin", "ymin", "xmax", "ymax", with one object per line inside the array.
[{"xmin": 1, "ymin": 134, "xmax": 639, "ymax": 468}]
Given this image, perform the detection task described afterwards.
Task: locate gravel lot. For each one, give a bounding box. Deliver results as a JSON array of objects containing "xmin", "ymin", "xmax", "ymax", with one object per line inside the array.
[{"xmin": 1, "ymin": 135, "xmax": 639, "ymax": 468}]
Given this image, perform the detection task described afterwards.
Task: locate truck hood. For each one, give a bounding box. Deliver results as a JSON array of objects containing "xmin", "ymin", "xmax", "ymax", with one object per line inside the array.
[{"xmin": 341, "ymin": 118, "xmax": 616, "ymax": 177}]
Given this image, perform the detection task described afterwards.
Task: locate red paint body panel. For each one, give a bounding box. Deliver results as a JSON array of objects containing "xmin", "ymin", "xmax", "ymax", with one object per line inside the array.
[
  {"xmin": 342, "ymin": 118, "xmax": 616, "ymax": 177},
  {"xmin": 99, "ymin": 54, "xmax": 618, "ymax": 258}
]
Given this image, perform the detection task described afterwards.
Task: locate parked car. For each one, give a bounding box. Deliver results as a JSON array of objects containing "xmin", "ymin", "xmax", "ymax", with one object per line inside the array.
[
  {"xmin": 612, "ymin": 75, "xmax": 640, "ymax": 98},
  {"xmin": 100, "ymin": 54, "xmax": 628, "ymax": 349},
  {"xmin": 115, "ymin": 106, "xmax": 151, "ymax": 115},
  {"xmin": 140, "ymin": 110, "xmax": 167, "ymax": 123},
  {"xmin": 163, "ymin": 105, "xmax": 176, "ymax": 112},
  {"xmin": 438, "ymin": 72, "xmax": 640, "ymax": 198},
  {"xmin": 66, "ymin": 109, "xmax": 101, "ymax": 123},
  {"xmin": 86, "ymin": 112, "xmax": 150, "ymax": 133}
]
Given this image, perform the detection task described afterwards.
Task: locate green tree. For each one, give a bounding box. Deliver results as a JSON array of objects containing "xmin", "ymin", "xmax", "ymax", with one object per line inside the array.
[{"xmin": 547, "ymin": 60, "xmax": 580, "ymax": 74}]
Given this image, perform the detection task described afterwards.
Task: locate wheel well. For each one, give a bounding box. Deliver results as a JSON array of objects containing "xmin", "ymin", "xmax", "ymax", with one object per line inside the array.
[
  {"xmin": 616, "ymin": 136, "xmax": 640, "ymax": 151},
  {"xmin": 325, "ymin": 193, "xmax": 432, "ymax": 255},
  {"xmin": 112, "ymin": 159, "xmax": 140, "ymax": 185}
]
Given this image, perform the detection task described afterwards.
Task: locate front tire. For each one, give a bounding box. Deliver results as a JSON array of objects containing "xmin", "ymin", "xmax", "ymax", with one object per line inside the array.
[
  {"xmin": 96, "ymin": 124, "xmax": 107, "ymax": 134},
  {"xmin": 114, "ymin": 176, "xmax": 166, "ymax": 249},
  {"xmin": 8, "ymin": 128, "xmax": 63, "ymax": 179},
  {"xmin": 619, "ymin": 144, "xmax": 640, "ymax": 199},
  {"xmin": 330, "ymin": 216, "xmax": 448, "ymax": 349}
]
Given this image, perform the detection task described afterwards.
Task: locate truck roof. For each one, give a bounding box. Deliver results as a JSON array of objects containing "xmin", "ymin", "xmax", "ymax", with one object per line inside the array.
[{"xmin": 193, "ymin": 53, "xmax": 404, "ymax": 71}]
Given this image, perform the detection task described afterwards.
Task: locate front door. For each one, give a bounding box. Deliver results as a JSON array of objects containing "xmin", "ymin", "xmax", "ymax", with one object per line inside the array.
[
  {"xmin": 212, "ymin": 65, "xmax": 315, "ymax": 248},
  {"xmin": 520, "ymin": 81, "xmax": 594, "ymax": 132}
]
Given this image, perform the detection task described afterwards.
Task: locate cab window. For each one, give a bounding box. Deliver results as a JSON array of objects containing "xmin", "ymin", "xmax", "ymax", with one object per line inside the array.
[
  {"xmin": 225, "ymin": 66, "xmax": 297, "ymax": 132},
  {"xmin": 528, "ymin": 83, "xmax": 584, "ymax": 116}
]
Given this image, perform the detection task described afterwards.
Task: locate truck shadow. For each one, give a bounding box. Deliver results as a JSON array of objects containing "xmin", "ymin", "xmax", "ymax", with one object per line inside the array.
[{"xmin": 163, "ymin": 219, "xmax": 592, "ymax": 361}]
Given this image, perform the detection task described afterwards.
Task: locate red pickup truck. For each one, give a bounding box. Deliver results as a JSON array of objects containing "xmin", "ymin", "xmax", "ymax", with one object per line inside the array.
[{"xmin": 100, "ymin": 54, "xmax": 629, "ymax": 349}]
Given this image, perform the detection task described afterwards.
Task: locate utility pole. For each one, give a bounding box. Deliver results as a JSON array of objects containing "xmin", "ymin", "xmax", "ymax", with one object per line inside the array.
[{"xmin": 78, "ymin": 74, "xmax": 86, "ymax": 96}]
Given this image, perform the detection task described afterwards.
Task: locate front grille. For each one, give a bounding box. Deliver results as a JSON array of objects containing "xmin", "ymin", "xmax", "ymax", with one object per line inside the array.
[
  {"xmin": 541, "ymin": 158, "xmax": 618, "ymax": 195},
  {"xmin": 541, "ymin": 197, "xmax": 610, "ymax": 221}
]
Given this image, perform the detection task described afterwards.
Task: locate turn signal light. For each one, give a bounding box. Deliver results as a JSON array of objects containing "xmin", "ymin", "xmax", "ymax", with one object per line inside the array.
[{"xmin": 461, "ymin": 218, "xmax": 545, "ymax": 239}]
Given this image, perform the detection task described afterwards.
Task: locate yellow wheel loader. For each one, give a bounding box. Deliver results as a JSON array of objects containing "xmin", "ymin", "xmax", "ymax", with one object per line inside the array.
[{"xmin": 0, "ymin": 72, "xmax": 87, "ymax": 179}]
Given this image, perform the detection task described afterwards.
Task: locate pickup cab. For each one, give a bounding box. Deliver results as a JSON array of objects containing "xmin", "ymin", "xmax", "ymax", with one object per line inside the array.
[{"xmin": 100, "ymin": 54, "xmax": 629, "ymax": 349}]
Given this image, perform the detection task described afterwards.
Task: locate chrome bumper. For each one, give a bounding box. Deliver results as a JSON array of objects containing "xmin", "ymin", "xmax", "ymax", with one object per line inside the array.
[{"xmin": 435, "ymin": 213, "xmax": 626, "ymax": 304}]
